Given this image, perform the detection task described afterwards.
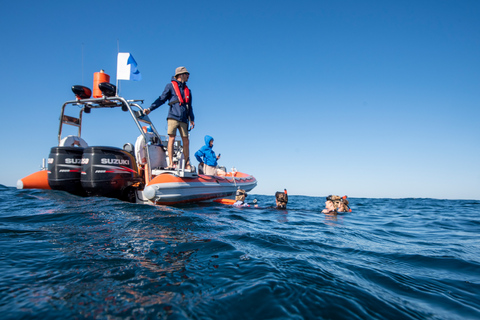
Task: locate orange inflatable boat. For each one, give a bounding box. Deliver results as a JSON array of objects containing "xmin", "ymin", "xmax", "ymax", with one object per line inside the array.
[{"xmin": 18, "ymin": 73, "xmax": 257, "ymax": 205}]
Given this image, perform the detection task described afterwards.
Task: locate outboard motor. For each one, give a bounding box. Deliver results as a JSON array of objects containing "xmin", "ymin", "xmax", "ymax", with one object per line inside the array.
[
  {"xmin": 48, "ymin": 146, "xmax": 85, "ymax": 196},
  {"xmin": 81, "ymin": 146, "xmax": 141, "ymax": 202}
]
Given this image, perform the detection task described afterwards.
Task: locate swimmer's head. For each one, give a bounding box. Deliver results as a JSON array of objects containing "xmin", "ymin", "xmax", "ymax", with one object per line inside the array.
[
  {"xmin": 275, "ymin": 190, "xmax": 288, "ymax": 209},
  {"xmin": 235, "ymin": 189, "xmax": 247, "ymax": 202}
]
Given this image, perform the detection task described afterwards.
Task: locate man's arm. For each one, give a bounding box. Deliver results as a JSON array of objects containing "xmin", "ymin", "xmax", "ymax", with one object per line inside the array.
[{"xmin": 144, "ymin": 83, "xmax": 172, "ymax": 115}]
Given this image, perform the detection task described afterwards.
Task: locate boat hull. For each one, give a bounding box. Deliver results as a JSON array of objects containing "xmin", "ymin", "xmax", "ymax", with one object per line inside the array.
[
  {"xmin": 18, "ymin": 169, "xmax": 258, "ymax": 206},
  {"xmin": 142, "ymin": 172, "xmax": 257, "ymax": 205}
]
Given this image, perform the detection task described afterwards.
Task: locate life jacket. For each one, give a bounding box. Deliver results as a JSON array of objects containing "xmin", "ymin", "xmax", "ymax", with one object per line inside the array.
[{"xmin": 171, "ymin": 81, "xmax": 190, "ymax": 106}]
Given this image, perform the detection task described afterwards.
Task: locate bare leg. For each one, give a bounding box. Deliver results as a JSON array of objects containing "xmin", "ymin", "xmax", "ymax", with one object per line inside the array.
[
  {"xmin": 182, "ymin": 136, "xmax": 191, "ymax": 170},
  {"xmin": 168, "ymin": 135, "xmax": 175, "ymax": 168}
]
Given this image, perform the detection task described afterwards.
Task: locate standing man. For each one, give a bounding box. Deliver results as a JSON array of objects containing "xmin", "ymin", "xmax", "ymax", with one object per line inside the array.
[{"xmin": 144, "ymin": 66, "xmax": 195, "ymax": 170}]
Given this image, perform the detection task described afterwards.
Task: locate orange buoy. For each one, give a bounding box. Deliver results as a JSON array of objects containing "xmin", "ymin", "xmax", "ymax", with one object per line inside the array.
[
  {"xmin": 93, "ymin": 70, "xmax": 110, "ymax": 98},
  {"xmin": 17, "ymin": 170, "xmax": 51, "ymax": 190},
  {"xmin": 213, "ymin": 198, "xmax": 236, "ymax": 205}
]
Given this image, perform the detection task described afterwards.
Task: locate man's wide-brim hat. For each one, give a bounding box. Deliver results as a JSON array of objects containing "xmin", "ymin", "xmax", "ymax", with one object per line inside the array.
[{"xmin": 175, "ymin": 66, "xmax": 189, "ymax": 77}]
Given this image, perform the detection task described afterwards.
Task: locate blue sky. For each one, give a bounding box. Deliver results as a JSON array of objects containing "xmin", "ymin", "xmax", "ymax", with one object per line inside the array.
[{"xmin": 1, "ymin": 0, "xmax": 479, "ymax": 200}]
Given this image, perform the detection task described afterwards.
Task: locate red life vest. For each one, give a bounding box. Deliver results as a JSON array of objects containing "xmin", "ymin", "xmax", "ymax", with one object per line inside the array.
[{"xmin": 171, "ymin": 81, "xmax": 190, "ymax": 106}]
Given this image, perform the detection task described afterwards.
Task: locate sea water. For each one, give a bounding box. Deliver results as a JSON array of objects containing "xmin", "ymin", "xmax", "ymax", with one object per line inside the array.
[{"xmin": 0, "ymin": 184, "xmax": 479, "ymax": 319}]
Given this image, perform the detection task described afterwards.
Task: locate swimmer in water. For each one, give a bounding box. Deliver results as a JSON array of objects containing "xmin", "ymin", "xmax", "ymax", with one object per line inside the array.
[
  {"xmin": 337, "ymin": 196, "xmax": 352, "ymax": 213},
  {"xmin": 275, "ymin": 189, "xmax": 288, "ymax": 209},
  {"xmin": 322, "ymin": 195, "xmax": 351, "ymax": 214},
  {"xmin": 233, "ymin": 189, "xmax": 249, "ymax": 207}
]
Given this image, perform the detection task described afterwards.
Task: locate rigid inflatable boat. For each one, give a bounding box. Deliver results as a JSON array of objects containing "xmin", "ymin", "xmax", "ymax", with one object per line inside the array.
[{"xmin": 17, "ymin": 77, "xmax": 257, "ymax": 205}]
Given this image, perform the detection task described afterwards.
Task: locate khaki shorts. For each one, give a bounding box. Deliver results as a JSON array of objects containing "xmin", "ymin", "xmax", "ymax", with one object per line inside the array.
[
  {"xmin": 167, "ymin": 119, "xmax": 188, "ymax": 137},
  {"xmin": 203, "ymin": 164, "xmax": 226, "ymax": 176}
]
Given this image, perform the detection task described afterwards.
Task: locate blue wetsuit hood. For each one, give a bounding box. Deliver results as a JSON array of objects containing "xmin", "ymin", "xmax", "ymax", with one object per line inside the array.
[
  {"xmin": 204, "ymin": 135, "xmax": 213, "ymax": 147},
  {"xmin": 195, "ymin": 135, "xmax": 217, "ymax": 167}
]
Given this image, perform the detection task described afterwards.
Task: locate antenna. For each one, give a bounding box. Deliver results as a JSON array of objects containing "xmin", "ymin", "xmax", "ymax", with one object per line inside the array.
[{"xmin": 81, "ymin": 43, "xmax": 84, "ymax": 85}]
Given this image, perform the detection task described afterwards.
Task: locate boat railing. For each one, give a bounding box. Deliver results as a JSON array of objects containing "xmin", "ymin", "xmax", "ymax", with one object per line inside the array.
[
  {"xmin": 57, "ymin": 95, "xmax": 198, "ymax": 182},
  {"xmin": 57, "ymin": 96, "xmax": 145, "ymax": 144}
]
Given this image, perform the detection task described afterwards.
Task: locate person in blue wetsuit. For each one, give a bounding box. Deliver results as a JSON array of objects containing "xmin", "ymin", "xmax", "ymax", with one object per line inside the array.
[
  {"xmin": 195, "ymin": 135, "xmax": 225, "ymax": 176},
  {"xmin": 144, "ymin": 66, "xmax": 195, "ymax": 170}
]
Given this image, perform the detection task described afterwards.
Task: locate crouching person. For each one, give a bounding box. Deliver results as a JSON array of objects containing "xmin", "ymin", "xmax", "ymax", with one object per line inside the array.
[{"xmin": 195, "ymin": 135, "xmax": 225, "ymax": 176}]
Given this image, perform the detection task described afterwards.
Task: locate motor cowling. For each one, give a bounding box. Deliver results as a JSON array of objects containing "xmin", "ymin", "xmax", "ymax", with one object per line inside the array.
[
  {"xmin": 81, "ymin": 146, "xmax": 141, "ymax": 202},
  {"xmin": 48, "ymin": 146, "xmax": 85, "ymax": 196}
]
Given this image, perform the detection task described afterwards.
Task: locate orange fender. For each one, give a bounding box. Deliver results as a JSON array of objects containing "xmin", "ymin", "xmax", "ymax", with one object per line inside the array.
[
  {"xmin": 213, "ymin": 198, "xmax": 236, "ymax": 205},
  {"xmin": 17, "ymin": 170, "xmax": 51, "ymax": 190}
]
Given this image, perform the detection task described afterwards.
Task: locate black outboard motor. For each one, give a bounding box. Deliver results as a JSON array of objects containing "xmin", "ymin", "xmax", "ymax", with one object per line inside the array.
[
  {"xmin": 81, "ymin": 146, "xmax": 141, "ymax": 202},
  {"xmin": 48, "ymin": 146, "xmax": 85, "ymax": 196}
]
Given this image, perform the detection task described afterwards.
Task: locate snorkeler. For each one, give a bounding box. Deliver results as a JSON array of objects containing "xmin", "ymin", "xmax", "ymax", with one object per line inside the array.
[
  {"xmin": 233, "ymin": 189, "xmax": 249, "ymax": 207},
  {"xmin": 253, "ymin": 189, "xmax": 288, "ymax": 209},
  {"xmin": 322, "ymin": 195, "xmax": 351, "ymax": 214},
  {"xmin": 275, "ymin": 189, "xmax": 288, "ymax": 209},
  {"xmin": 219, "ymin": 188, "xmax": 289, "ymax": 209},
  {"xmin": 337, "ymin": 196, "xmax": 352, "ymax": 213}
]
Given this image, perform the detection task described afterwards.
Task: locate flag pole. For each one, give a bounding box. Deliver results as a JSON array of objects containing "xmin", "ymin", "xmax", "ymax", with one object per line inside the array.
[{"xmin": 116, "ymin": 39, "xmax": 120, "ymax": 96}]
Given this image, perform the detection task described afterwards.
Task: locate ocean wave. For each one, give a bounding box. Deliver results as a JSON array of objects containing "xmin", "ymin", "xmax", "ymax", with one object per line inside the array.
[{"xmin": 0, "ymin": 187, "xmax": 479, "ymax": 319}]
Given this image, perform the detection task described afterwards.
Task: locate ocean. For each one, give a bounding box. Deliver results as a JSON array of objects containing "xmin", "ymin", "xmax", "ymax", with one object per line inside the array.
[{"xmin": 0, "ymin": 184, "xmax": 479, "ymax": 320}]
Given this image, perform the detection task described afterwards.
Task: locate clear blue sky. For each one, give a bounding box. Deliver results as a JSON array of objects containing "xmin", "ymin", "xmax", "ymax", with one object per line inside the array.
[{"xmin": 1, "ymin": 0, "xmax": 479, "ymax": 200}]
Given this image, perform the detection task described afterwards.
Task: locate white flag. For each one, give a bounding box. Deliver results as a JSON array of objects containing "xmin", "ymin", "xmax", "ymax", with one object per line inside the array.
[{"xmin": 117, "ymin": 52, "xmax": 142, "ymax": 81}]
